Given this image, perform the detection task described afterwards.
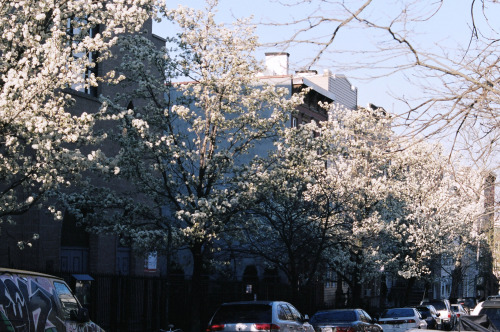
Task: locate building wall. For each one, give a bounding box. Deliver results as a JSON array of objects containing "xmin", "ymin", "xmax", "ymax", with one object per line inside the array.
[{"xmin": 0, "ymin": 20, "xmax": 165, "ymax": 277}]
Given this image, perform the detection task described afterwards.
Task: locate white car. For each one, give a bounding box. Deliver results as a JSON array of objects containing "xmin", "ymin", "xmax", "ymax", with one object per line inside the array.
[
  {"xmin": 206, "ymin": 301, "xmax": 314, "ymax": 332},
  {"xmin": 377, "ymin": 307, "xmax": 427, "ymax": 332},
  {"xmin": 472, "ymin": 301, "xmax": 484, "ymax": 315}
]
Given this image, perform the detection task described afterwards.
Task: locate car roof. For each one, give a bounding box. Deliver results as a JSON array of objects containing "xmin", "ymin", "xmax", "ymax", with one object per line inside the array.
[
  {"xmin": 481, "ymin": 299, "xmax": 500, "ymax": 308},
  {"xmin": 415, "ymin": 306, "xmax": 431, "ymax": 310},
  {"xmin": 0, "ymin": 268, "xmax": 62, "ymax": 280},
  {"xmin": 313, "ymin": 309, "xmax": 360, "ymax": 315},
  {"xmin": 382, "ymin": 307, "xmax": 417, "ymax": 312},
  {"xmin": 316, "ymin": 309, "xmax": 360, "ymax": 312},
  {"xmin": 221, "ymin": 301, "xmax": 281, "ymax": 306}
]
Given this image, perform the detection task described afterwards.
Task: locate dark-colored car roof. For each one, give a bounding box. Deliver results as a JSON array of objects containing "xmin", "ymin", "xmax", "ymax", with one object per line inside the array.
[
  {"xmin": 416, "ymin": 306, "xmax": 431, "ymax": 311},
  {"xmin": 221, "ymin": 301, "xmax": 277, "ymax": 306},
  {"xmin": 482, "ymin": 299, "xmax": 500, "ymax": 308},
  {"xmin": 311, "ymin": 309, "xmax": 359, "ymax": 322},
  {"xmin": 381, "ymin": 308, "xmax": 416, "ymax": 318}
]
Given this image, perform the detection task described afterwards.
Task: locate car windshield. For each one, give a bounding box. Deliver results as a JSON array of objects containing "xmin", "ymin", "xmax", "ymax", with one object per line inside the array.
[
  {"xmin": 381, "ymin": 309, "xmax": 414, "ymax": 318},
  {"xmin": 211, "ymin": 304, "xmax": 272, "ymax": 324},
  {"xmin": 311, "ymin": 311, "xmax": 357, "ymax": 323},
  {"xmin": 416, "ymin": 308, "xmax": 430, "ymax": 318},
  {"xmin": 422, "ymin": 302, "xmax": 446, "ymax": 311},
  {"xmin": 479, "ymin": 308, "xmax": 500, "ymax": 329}
]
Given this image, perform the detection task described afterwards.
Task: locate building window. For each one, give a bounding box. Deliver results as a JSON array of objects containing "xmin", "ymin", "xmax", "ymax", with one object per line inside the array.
[
  {"xmin": 61, "ymin": 211, "xmax": 90, "ymax": 273},
  {"xmin": 67, "ymin": 17, "xmax": 99, "ymax": 96},
  {"xmin": 325, "ymin": 269, "xmax": 336, "ymax": 288},
  {"xmin": 292, "ymin": 117, "xmax": 298, "ymax": 128},
  {"xmin": 117, "ymin": 246, "xmax": 131, "ymax": 275}
]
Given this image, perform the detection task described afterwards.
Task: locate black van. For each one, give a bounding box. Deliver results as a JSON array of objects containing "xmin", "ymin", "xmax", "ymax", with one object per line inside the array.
[{"xmin": 0, "ymin": 268, "xmax": 103, "ymax": 331}]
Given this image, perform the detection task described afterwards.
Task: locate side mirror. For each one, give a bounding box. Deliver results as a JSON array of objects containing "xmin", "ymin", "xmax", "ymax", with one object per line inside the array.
[
  {"xmin": 436, "ymin": 313, "xmax": 440, "ymax": 317},
  {"xmin": 70, "ymin": 307, "xmax": 90, "ymax": 323},
  {"xmin": 304, "ymin": 315, "xmax": 310, "ymax": 321}
]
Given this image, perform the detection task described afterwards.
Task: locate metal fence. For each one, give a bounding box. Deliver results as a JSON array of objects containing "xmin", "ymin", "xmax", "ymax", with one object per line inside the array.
[{"xmin": 57, "ymin": 272, "xmax": 323, "ymax": 332}]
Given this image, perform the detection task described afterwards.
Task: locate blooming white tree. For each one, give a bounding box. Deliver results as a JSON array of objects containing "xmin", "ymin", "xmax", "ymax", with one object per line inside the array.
[
  {"xmin": 62, "ymin": 1, "xmax": 303, "ymax": 330},
  {"xmin": 235, "ymin": 103, "xmax": 486, "ymax": 306},
  {"xmin": 0, "ymin": 0, "xmax": 159, "ymax": 245},
  {"xmin": 231, "ymin": 105, "xmax": 394, "ymax": 305}
]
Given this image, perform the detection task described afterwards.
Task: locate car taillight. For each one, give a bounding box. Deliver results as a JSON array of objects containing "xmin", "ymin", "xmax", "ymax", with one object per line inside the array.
[
  {"xmin": 207, "ymin": 324, "xmax": 225, "ymax": 331},
  {"xmin": 254, "ymin": 324, "xmax": 280, "ymax": 331},
  {"xmin": 448, "ymin": 313, "xmax": 451, "ymax": 319},
  {"xmin": 406, "ymin": 319, "xmax": 415, "ymax": 323}
]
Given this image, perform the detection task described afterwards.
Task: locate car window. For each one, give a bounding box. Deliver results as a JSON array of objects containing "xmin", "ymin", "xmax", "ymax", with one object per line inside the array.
[
  {"xmin": 381, "ymin": 308, "xmax": 415, "ymax": 318},
  {"xmin": 211, "ymin": 304, "xmax": 272, "ymax": 323},
  {"xmin": 360, "ymin": 310, "xmax": 371, "ymax": 323},
  {"xmin": 479, "ymin": 308, "xmax": 500, "ymax": 328},
  {"xmin": 279, "ymin": 304, "xmax": 294, "ymax": 321},
  {"xmin": 311, "ymin": 311, "xmax": 357, "ymax": 323},
  {"xmin": 417, "ymin": 308, "xmax": 430, "ymax": 318},
  {"xmin": 422, "ymin": 301, "xmax": 446, "ymax": 311},
  {"xmin": 53, "ymin": 281, "xmax": 79, "ymax": 320},
  {"xmin": 287, "ymin": 304, "xmax": 303, "ymax": 322}
]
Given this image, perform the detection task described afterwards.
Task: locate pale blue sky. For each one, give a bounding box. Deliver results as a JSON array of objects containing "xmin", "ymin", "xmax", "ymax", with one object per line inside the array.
[{"xmin": 154, "ymin": 1, "xmax": 492, "ymax": 114}]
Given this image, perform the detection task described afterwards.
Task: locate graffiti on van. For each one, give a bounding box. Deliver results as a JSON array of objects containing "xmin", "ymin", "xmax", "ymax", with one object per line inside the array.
[
  {"xmin": 0, "ymin": 275, "xmax": 59, "ymax": 331},
  {"xmin": 0, "ymin": 274, "xmax": 102, "ymax": 331},
  {"xmin": 66, "ymin": 321, "xmax": 102, "ymax": 332}
]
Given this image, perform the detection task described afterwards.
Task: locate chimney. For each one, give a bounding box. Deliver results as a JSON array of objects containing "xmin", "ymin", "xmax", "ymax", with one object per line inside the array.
[{"xmin": 265, "ymin": 52, "xmax": 289, "ymax": 76}]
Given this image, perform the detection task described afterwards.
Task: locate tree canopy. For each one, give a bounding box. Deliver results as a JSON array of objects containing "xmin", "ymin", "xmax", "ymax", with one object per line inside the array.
[{"xmin": 0, "ymin": 0, "xmax": 160, "ymax": 247}]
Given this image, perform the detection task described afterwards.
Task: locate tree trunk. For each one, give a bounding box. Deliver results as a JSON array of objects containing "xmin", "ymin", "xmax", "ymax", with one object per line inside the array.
[
  {"xmin": 350, "ymin": 272, "xmax": 362, "ymax": 307},
  {"xmin": 189, "ymin": 243, "xmax": 204, "ymax": 332},
  {"xmin": 403, "ymin": 277, "xmax": 416, "ymax": 306},
  {"xmin": 335, "ymin": 272, "xmax": 345, "ymax": 308},
  {"xmin": 450, "ymin": 262, "xmax": 463, "ymax": 303}
]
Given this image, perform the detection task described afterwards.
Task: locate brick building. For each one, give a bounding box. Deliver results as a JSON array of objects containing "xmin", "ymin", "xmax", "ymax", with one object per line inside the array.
[{"xmin": 0, "ymin": 20, "xmax": 166, "ymax": 276}]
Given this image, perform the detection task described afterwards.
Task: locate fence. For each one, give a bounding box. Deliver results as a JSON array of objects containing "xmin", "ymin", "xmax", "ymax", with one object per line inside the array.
[{"xmin": 57, "ymin": 272, "xmax": 323, "ymax": 332}]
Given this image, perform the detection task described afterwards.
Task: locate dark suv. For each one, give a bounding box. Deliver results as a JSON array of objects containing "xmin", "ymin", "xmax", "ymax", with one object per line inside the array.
[
  {"xmin": 476, "ymin": 297, "xmax": 500, "ymax": 329},
  {"xmin": 206, "ymin": 301, "xmax": 314, "ymax": 332}
]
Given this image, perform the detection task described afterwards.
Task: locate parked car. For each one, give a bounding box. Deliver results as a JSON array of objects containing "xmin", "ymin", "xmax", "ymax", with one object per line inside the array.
[
  {"xmin": 451, "ymin": 303, "xmax": 468, "ymax": 319},
  {"xmin": 377, "ymin": 307, "xmax": 427, "ymax": 332},
  {"xmin": 471, "ymin": 301, "xmax": 484, "ymax": 315},
  {"xmin": 309, "ymin": 309, "xmax": 382, "ymax": 332},
  {"xmin": 472, "ymin": 296, "xmax": 500, "ymax": 315},
  {"xmin": 420, "ymin": 299, "xmax": 456, "ymax": 330},
  {"xmin": 457, "ymin": 298, "xmax": 475, "ymax": 314},
  {"xmin": 206, "ymin": 301, "xmax": 314, "ymax": 332},
  {"xmin": 473, "ymin": 296, "xmax": 500, "ymax": 329},
  {"xmin": 0, "ymin": 268, "xmax": 103, "ymax": 331},
  {"xmin": 415, "ymin": 305, "xmax": 441, "ymax": 330}
]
